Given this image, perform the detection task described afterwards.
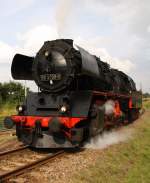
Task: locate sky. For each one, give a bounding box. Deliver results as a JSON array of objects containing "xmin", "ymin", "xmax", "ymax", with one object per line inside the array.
[{"xmin": 0, "ymin": 0, "xmax": 150, "ymax": 92}]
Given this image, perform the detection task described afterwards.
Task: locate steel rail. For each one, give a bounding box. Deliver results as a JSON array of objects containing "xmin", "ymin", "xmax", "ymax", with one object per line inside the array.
[
  {"xmin": 0, "ymin": 150, "xmax": 65, "ymax": 182},
  {"xmin": 0, "ymin": 129, "xmax": 15, "ymax": 136},
  {"xmin": 0, "ymin": 146, "xmax": 29, "ymax": 158},
  {"xmin": 0, "ymin": 129, "xmax": 12, "ymax": 132}
]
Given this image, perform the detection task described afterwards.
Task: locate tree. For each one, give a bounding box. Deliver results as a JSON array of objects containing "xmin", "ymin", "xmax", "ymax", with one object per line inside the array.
[
  {"xmin": 0, "ymin": 81, "xmax": 28, "ymax": 105},
  {"xmin": 143, "ymin": 92, "xmax": 150, "ymax": 98}
]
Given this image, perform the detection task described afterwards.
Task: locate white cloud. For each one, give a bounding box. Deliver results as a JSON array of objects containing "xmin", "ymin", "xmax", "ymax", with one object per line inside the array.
[
  {"xmin": 0, "ymin": 24, "xmax": 134, "ymax": 85},
  {"xmin": 0, "ymin": 20, "xmax": 147, "ymax": 91},
  {"xmin": 2, "ymin": 24, "xmax": 134, "ymax": 75},
  {"xmin": 83, "ymin": 0, "xmax": 150, "ymax": 34},
  {"xmin": 0, "ymin": 65, "xmax": 11, "ymax": 82},
  {"xmin": 0, "ymin": 24, "xmax": 58, "ymax": 62},
  {"xmin": 0, "ymin": 0, "xmax": 35, "ymax": 16},
  {"xmin": 0, "ymin": 42, "xmax": 15, "ymax": 64},
  {"xmin": 96, "ymin": 48, "xmax": 134, "ymax": 73},
  {"xmin": 75, "ymin": 37, "xmax": 134, "ymax": 73},
  {"xmin": 18, "ymin": 26, "xmax": 134, "ymax": 74},
  {"xmin": 70, "ymin": 0, "xmax": 150, "ymax": 92},
  {"xmin": 0, "ymin": 0, "xmax": 149, "ymax": 92},
  {"xmin": 0, "ymin": 25, "xmax": 59, "ymax": 85},
  {"xmin": 0, "ymin": 26, "xmax": 61, "ymax": 61},
  {"xmin": 17, "ymin": 25, "xmax": 58, "ymax": 55}
]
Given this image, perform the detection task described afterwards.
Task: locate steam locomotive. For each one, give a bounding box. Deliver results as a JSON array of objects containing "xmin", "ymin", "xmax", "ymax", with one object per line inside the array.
[{"xmin": 4, "ymin": 39, "xmax": 142, "ymax": 148}]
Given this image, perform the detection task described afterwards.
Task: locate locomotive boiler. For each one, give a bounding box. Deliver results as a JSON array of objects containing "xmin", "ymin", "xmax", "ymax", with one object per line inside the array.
[{"xmin": 4, "ymin": 39, "xmax": 142, "ymax": 148}]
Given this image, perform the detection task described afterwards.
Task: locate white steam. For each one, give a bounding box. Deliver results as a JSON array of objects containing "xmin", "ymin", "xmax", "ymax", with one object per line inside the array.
[
  {"xmin": 85, "ymin": 129, "xmax": 132, "ymax": 149},
  {"xmin": 85, "ymin": 100, "xmax": 130, "ymax": 150},
  {"xmin": 55, "ymin": 0, "xmax": 73, "ymax": 37},
  {"xmin": 104, "ymin": 100, "xmax": 115, "ymax": 115}
]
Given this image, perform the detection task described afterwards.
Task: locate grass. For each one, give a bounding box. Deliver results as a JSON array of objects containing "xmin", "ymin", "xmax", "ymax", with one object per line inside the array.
[
  {"xmin": 0, "ymin": 103, "xmax": 16, "ymax": 129},
  {"xmin": 143, "ymin": 98, "xmax": 150, "ymax": 109},
  {"xmin": 0, "ymin": 103, "xmax": 16, "ymax": 145},
  {"xmin": 0, "ymin": 135, "xmax": 16, "ymax": 144},
  {"xmin": 0, "ymin": 102, "xmax": 16, "ymax": 116},
  {"xmin": 72, "ymin": 100, "xmax": 150, "ymax": 183}
]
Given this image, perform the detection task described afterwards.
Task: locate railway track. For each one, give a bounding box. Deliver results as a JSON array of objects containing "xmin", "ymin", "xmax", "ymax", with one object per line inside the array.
[
  {"xmin": 0, "ymin": 146, "xmax": 29, "ymax": 158},
  {"xmin": 0, "ymin": 147, "xmax": 65, "ymax": 182},
  {"xmin": 0, "ymin": 129, "xmax": 15, "ymax": 136}
]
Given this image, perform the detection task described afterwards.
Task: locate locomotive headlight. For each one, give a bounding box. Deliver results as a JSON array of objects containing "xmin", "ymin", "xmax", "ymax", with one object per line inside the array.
[
  {"xmin": 18, "ymin": 106, "xmax": 23, "ymax": 112},
  {"xmin": 60, "ymin": 106, "xmax": 67, "ymax": 113},
  {"xmin": 16, "ymin": 105, "xmax": 24, "ymax": 113}
]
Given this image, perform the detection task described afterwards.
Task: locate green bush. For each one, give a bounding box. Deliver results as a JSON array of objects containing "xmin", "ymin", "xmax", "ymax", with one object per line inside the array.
[{"xmin": 0, "ymin": 81, "xmax": 28, "ymax": 107}]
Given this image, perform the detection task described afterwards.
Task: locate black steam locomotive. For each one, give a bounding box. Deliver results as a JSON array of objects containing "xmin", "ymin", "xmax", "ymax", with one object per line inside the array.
[{"xmin": 4, "ymin": 39, "xmax": 142, "ymax": 148}]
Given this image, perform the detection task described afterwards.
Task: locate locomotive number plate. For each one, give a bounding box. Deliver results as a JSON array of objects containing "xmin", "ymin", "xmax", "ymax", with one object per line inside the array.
[{"xmin": 40, "ymin": 74, "xmax": 62, "ymax": 81}]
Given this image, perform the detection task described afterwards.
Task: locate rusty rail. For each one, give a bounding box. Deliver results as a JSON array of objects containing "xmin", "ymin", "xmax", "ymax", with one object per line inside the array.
[
  {"xmin": 0, "ymin": 129, "xmax": 15, "ymax": 136},
  {"xmin": 0, "ymin": 150, "xmax": 65, "ymax": 182},
  {"xmin": 0, "ymin": 146, "xmax": 29, "ymax": 158}
]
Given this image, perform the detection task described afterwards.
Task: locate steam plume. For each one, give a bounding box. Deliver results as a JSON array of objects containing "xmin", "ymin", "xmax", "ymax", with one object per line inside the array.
[
  {"xmin": 85, "ymin": 129, "xmax": 132, "ymax": 149},
  {"xmin": 104, "ymin": 100, "xmax": 115, "ymax": 115},
  {"xmin": 55, "ymin": 0, "xmax": 73, "ymax": 37}
]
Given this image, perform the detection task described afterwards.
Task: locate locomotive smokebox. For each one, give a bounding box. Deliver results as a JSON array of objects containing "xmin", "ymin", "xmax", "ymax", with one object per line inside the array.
[
  {"xmin": 32, "ymin": 39, "xmax": 76, "ymax": 92},
  {"xmin": 11, "ymin": 54, "xmax": 34, "ymax": 80}
]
